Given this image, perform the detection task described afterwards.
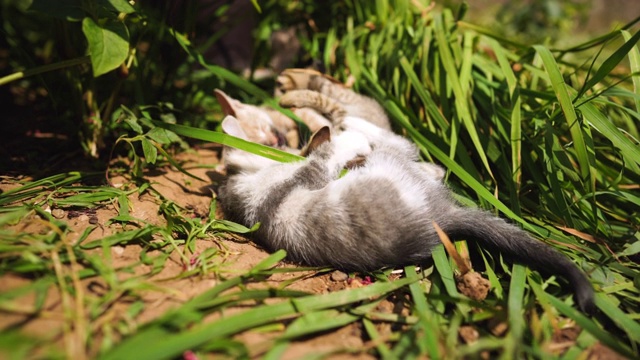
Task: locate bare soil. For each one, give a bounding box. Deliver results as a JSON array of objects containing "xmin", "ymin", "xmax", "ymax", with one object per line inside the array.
[{"xmin": 0, "ymin": 145, "xmax": 389, "ymax": 359}]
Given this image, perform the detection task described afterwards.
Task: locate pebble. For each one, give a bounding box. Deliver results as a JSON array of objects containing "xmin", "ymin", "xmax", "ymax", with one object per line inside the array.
[
  {"xmin": 111, "ymin": 246, "xmax": 125, "ymax": 256},
  {"xmin": 51, "ymin": 209, "xmax": 66, "ymax": 219},
  {"xmin": 330, "ymin": 270, "xmax": 349, "ymax": 282}
]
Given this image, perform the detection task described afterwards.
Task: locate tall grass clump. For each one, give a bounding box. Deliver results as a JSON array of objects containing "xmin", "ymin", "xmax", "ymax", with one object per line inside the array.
[{"xmin": 247, "ymin": 0, "xmax": 640, "ymax": 357}]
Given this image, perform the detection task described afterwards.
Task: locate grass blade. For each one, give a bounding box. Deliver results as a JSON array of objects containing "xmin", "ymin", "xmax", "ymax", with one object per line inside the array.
[
  {"xmin": 576, "ymin": 30, "xmax": 640, "ymax": 99},
  {"xmin": 102, "ymin": 276, "xmax": 415, "ymax": 360},
  {"xmin": 152, "ymin": 120, "xmax": 303, "ymax": 163},
  {"xmin": 534, "ymin": 45, "xmax": 594, "ymax": 187}
]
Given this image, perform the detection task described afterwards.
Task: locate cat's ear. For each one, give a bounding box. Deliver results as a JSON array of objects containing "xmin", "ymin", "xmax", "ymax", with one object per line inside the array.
[
  {"xmin": 214, "ymin": 89, "xmax": 237, "ymax": 117},
  {"xmin": 300, "ymin": 126, "xmax": 331, "ymax": 156},
  {"xmin": 221, "ymin": 115, "xmax": 249, "ymax": 140}
]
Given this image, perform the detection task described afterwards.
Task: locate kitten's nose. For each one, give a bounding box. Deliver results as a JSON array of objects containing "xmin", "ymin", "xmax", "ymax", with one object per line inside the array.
[{"xmin": 266, "ymin": 133, "xmax": 279, "ymax": 146}]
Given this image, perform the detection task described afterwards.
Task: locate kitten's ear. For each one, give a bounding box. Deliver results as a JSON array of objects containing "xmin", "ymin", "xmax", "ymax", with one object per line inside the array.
[
  {"xmin": 300, "ymin": 126, "xmax": 331, "ymax": 156},
  {"xmin": 221, "ymin": 115, "xmax": 249, "ymax": 140},
  {"xmin": 214, "ymin": 89, "xmax": 237, "ymax": 117}
]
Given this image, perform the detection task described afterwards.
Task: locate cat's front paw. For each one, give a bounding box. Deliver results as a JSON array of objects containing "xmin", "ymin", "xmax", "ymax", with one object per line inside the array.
[
  {"xmin": 275, "ymin": 69, "xmax": 317, "ymax": 96},
  {"xmin": 278, "ymin": 90, "xmax": 305, "ymax": 109}
]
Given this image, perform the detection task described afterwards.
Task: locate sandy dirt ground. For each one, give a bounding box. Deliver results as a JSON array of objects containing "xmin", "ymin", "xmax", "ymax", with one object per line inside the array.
[{"xmin": 0, "ymin": 145, "xmax": 408, "ymax": 359}]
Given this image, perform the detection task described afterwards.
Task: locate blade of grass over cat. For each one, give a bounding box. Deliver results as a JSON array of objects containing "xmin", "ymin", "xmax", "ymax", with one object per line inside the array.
[
  {"xmin": 152, "ymin": 120, "xmax": 303, "ymax": 163},
  {"xmin": 431, "ymin": 245, "xmax": 461, "ymax": 299},
  {"xmin": 281, "ymin": 303, "xmax": 379, "ymax": 340}
]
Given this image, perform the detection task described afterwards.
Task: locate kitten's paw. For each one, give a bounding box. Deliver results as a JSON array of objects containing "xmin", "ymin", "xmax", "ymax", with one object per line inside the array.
[
  {"xmin": 275, "ymin": 69, "xmax": 317, "ymax": 96},
  {"xmin": 275, "ymin": 68, "xmax": 342, "ymax": 96},
  {"xmin": 278, "ymin": 90, "xmax": 308, "ymax": 108}
]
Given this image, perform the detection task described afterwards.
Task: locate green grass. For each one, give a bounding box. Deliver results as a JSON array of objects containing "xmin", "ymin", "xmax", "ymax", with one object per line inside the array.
[{"xmin": 1, "ymin": 1, "xmax": 639, "ymax": 359}]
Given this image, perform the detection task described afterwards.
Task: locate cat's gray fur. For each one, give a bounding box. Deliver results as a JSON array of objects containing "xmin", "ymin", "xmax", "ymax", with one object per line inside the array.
[{"xmin": 218, "ymin": 115, "xmax": 595, "ymax": 314}]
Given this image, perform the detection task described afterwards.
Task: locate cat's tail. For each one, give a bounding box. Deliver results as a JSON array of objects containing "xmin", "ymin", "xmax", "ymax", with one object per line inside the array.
[
  {"xmin": 440, "ymin": 208, "xmax": 595, "ymax": 314},
  {"xmin": 279, "ymin": 89, "xmax": 348, "ymax": 124}
]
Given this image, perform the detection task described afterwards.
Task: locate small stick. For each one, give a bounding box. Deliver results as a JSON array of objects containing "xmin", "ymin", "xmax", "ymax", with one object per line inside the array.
[{"xmin": 432, "ymin": 221, "xmax": 471, "ymax": 274}]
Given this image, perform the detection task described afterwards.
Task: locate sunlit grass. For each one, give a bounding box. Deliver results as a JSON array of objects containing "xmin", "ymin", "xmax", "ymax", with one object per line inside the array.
[{"xmin": 1, "ymin": 1, "xmax": 639, "ymax": 359}]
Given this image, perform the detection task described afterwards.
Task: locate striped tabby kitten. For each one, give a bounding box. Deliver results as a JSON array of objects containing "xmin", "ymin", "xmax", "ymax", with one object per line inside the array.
[
  {"xmin": 275, "ymin": 68, "xmax": 391, "ymax": 130},
  {"xmin": 215, "ymin": 89, "xmax": 299, "ymax": 148}
]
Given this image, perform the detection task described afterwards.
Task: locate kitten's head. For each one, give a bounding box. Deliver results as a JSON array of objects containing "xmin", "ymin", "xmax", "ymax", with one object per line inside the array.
[
  {"xmin": 220, "ymin": 115, "xmax": 280, "ymax": 174},
  {"xmin": 215, "ymin": 89, "xmax": 283, "ymax": 147}
]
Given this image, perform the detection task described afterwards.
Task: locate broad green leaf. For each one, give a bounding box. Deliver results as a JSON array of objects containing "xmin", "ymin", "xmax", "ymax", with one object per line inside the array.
[
  {"xmin": 122, "ymin": 114, "xmax": 143, "ymax": 134},
  {"xmin": 99, "ymin": 0, "xmax": 136, "ymax": 15},
  {"xmin": 146, "ymin": 127, "xmax": 177, "ymax": 145},
  {"xmin": 140, "ymin": 138, "xmax": 157, "ymax": 164},
  {"xmin": 82, "ymin": 18, "xmax": 129, "ymax": 77}
]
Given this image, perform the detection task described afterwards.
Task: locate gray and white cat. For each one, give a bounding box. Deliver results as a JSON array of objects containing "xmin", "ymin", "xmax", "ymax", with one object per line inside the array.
[
  {"xmin": 218, "ymin": 115, "xmax": 595, "ymax": 313},
  {"xmin": 275, "ymin": 68, "xmax": 392, "ymax": 131}
]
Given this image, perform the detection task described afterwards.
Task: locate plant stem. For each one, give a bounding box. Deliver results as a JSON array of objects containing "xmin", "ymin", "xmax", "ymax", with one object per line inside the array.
[{"xmin": 0, "ymin": 56, "xmax": 91, "ymax": 86}]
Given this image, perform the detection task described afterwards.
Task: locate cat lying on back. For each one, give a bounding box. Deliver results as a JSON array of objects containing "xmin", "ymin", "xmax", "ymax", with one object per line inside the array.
[
  {"xmin": 218, "ymin": 114, "xmax": 595, "ymax": 314},
  {"xmin": 275, "ymin": 68, "xmax": 391, "ymax": 131}
]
